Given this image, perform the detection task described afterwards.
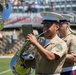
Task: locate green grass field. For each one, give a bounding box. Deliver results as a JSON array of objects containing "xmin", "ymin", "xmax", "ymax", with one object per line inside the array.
[{"xmin": 0, "ymin": 58, "xmax": 35, "ymax": 75}]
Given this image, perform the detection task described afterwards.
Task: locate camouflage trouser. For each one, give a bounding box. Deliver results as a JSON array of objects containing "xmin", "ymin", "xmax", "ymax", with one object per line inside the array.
[
  {"xmin": 61, "ymin": 70, "xmax": 76, "ymax": 75},
  {"xmin": 61, "ymin": 66, "xmax": 76, "ymax": 75}
]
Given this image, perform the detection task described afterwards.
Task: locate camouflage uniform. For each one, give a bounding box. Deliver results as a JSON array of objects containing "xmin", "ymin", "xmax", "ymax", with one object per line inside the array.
[
  {"xmin": 61, "ymin": 33, "xmax": 76, "ymax": 75},
  {"xmin": 63, "ymin": 33, "xmax": 76, "ymax": 67},
  {"xmin": 35, "ymin": 35, "xmax": 67, "ymax": 75}
]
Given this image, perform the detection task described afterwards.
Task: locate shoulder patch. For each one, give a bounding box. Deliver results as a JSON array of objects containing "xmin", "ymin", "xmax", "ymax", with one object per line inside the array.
[
  {"xmin": 56, "ymin": 44, "xmax": 63, "ymax": 50},
  {"xmin": 73, "ymin": 45, "xmax": 76, "ymax": 50}
]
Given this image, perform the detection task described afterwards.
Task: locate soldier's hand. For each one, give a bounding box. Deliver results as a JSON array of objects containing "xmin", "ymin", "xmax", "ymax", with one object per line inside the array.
[{"xmin": 26, "ymin": 34, "xmax": 38, "ymax": 45}]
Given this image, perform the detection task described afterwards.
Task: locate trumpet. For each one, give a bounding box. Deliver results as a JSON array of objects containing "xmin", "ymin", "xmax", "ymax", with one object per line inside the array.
[{"xmin": 10, "ymin": 30, "xmax": 47, "ymax": 75}]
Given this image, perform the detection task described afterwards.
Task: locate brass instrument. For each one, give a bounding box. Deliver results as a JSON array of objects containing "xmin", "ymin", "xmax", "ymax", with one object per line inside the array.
[
  {"xmin": 0, "ymin": 0, "xmax": 6, "ymax": 30},
  {"xmin": 0, "ymin": 0, "xmax": 6, "ymax": 15},
  {"xmin": 0, "ymin": 0, "xmax": 11, "ymax": 30},
  {"xmin": 0, "ymin": 16, "xmax": 4, "ymax": 30},
  {"xmin": 68, "ymin": 24, "xmax": 76, "ymax": 35},
  {"xmin": 10, "ymin": 31, "xmax": 47, "ymax": 75}
]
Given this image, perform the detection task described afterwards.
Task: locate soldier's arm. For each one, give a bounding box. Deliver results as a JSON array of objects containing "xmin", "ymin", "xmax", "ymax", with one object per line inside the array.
[
  {"xmin": 26, "ymin": 34, "xmax": 59, "ymax": 61},
  {"xmin": 34, "ymin": 41, "xmax": 59, "ymax": 61},
  {"xmin": 65, "ymin": 37, "xmax": 76, "ymax": 63},
  {"xmin": 65, "ymin": 54, "xmax": 76, "ymax": 63}
]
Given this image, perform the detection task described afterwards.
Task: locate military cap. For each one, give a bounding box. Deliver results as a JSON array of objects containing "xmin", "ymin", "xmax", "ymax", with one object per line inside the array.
[
  {"xmin": 59, "ymin": 14, "xmax": 73, "ymax": 23},
  {"xmin": 40, "ymin": 12, "xmax": 63, "ymax": 24}
]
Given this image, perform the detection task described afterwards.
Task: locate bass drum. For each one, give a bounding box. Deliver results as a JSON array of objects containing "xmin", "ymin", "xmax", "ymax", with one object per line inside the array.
[{"xmin": 10, "ymin": 54, "xmax": 35, "ymax": 75}]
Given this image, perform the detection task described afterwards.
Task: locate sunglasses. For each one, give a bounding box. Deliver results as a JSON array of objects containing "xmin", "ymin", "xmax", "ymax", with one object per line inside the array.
[{"xmin": 43, "ymin": 23, "xmax": 54, "ymax": 28}]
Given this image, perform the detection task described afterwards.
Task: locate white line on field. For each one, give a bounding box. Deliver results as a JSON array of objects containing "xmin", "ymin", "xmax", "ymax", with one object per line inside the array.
[
  {"xmin": 0, "ymin": 56, "xmax": 13, "ymax": 58},
  {"xmin": 0, "ymin": 69, "xmax": 11, "ymax": 75}
]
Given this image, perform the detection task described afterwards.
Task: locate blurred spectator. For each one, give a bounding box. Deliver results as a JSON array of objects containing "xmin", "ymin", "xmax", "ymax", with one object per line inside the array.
[
  {"xmin": 6, "ymin": 0, "xmax": 15, "ymax": 5},
  {"xmin": 12, "ymin": 0, "xmax": 21, "ymax": 6},
  {"xmin": 12, "ymin": 29, "xmax": 18, "ymax": 42},
  {"xmin": 20, "ymin": 0, "xmax": 24, "ymax": 2},
  {"xmin": 37, "ymin": 0, "xmax": 41, "ymax": 5},
  {"xmin": 9, "ymin": 0, "xmax": 14, "ymax": 4},
  {"xmin": 49, "ymin": 2, "xmax": 54, "ymax": 12},
  {"xmin": 0, "ymin": 33, "xmax": 3, "ymax": 40},
  {"xmin": 27, "ymin": 3, "xmax": 33, "ymax": 13},
  {"xmin": 20, "ymin": 0, "xmax": 24, "ymax": 6},
  {"xmin": 34, "ymin": 2, "xmax": 39, "ymax": 12},
  {"xmin": 27, "ymin": 2, "xmax": 38, "ymax": 13}
]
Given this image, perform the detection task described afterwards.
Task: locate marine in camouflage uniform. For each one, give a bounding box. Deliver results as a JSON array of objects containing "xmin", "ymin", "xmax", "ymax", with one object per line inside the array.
[
  {"xmin": 59, "ymin": 14, "xmax": 76, "ymax": 75},
  {"xmin": 25, "ymin": 12, "xmax": 67, "ymax": 75}
]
